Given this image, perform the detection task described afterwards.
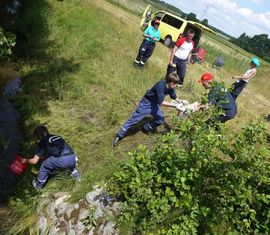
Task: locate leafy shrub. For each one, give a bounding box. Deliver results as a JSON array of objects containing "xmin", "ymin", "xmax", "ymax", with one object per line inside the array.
[
  {"xmin": 0, "ymin": 26, "xmax": 16, "ymax": 58},
  {"xmin": 110, "ymin": 110, "xmax": 270, "ymax": 234}
]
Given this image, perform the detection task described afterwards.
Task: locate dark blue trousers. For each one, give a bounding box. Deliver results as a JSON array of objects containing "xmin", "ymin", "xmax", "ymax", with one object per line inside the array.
[
  {"xmin": 135, "ymin": 40, "xmax": 156, "ymax": 64},
  {"xmin": 230, "ymin": 80, "xmax": 247, "ymax": 100},
  {"xmin": 206, "ymin": 107, "xmax": 237, "ymax": 125},
  {"xmin": 218, "ymin": 108, "xmax": 237, "ymax": 123},
  {"xmin": 117, "ymin": 97, "xmax": 164, "ymax": 138},
  {"xmin": 173, "ymin": 56, "xmax": 187, "ymax": 85},
  {"xmin": 36, "ymin": 154, "xmax": 80, "ymax": 188}
]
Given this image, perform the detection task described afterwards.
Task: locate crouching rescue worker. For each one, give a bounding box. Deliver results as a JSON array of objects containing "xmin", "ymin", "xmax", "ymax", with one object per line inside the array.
[
  {"xmin": 198, "ymin": 73, "xmax": 237, "ymax": 123},
  {"xmin": 23, "ymin": 125, "xmax": 81, "ymax": 191},
  {"xmin": 133, "ymin": 19, "xmax": 160, "ymax": 68},
  {"xmin": 113, "ymin": 73, "xmax": 180, "ymax": 147}
]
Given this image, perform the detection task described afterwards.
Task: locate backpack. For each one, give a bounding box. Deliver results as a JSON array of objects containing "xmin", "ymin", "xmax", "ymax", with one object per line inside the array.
[{"xmin": 46, "ymin": 135, "xmax": 66, "ymax": 157}]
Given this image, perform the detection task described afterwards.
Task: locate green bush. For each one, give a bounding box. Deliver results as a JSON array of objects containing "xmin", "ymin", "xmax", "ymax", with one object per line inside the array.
[
  {"xmin": 0, "ymin": 26, "xmax": 16, "ymax": 58},
  {"xmin": 111, "ymin": 110, "xmax": 270, "ymax": 234}
]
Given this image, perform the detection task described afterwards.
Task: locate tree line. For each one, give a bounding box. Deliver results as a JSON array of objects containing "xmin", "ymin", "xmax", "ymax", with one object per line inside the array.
[{"xmin": 230, "ymin": 33, "xmax": 270, "ymax": 62}]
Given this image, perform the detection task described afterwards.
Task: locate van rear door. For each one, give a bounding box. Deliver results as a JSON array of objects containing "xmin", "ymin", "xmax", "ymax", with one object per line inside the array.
[
  {"xmin": 158, "ymin": 13, "xmax": 185, "ymax": 43},
  {"xmin": 140, "ymin": 4, "xmax": 153, "ymax": 31}
]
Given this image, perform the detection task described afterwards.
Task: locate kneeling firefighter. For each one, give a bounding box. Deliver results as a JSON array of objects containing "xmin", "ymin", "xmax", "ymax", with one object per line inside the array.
[{"xmin": 23, "ymin": 125, "xmax": 81, "ymax": 190}]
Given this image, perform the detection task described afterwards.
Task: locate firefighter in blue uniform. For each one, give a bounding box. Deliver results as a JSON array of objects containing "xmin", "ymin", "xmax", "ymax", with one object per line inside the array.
[
  {"xmin": 198, "ymin": 73, "xmax": 237, "ymax": 123},
  {"xmin": 113, "ymin": 73, "xmax": 180, "ymax": 146},
  {"xmin": 133, "ymin": 19, "xmax": 161, "ymax": 68},
  {"xmin": 23, "ymin": 126, "xmax": 81, "ymax": 190}
]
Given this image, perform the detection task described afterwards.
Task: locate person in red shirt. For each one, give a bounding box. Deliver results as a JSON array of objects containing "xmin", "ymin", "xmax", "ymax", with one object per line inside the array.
[{"xmin": 169, "ymin": 29, "xmax": 195, "ymax": 85}]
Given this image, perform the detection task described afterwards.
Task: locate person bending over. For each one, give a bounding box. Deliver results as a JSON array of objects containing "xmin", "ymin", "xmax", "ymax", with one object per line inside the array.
[
  {"xmin": 23, "ymin": 125, "xmax": 81, "ymax": 190},
  {"xmin": 113, "ymin": 73, "xmax": 180, "ymax": 146}
]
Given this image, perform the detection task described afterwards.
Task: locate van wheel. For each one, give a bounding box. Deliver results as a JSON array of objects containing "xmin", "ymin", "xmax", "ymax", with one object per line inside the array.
[{"xmin": 164, "ymin": 36, "xmax": 172, "ymax": 47}]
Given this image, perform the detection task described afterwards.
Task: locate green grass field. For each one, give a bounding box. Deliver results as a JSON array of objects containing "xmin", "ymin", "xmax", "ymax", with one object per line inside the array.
[{"xmin": 6, "ymin": 0, "xmax": 270, "ymax": 233}]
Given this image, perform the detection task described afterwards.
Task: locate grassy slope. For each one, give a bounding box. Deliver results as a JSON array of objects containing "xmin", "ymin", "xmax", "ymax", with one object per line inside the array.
[
  {"xmin": 9, "ymin": 0, "xmax": 270, "ymax": 232},
  {"xmin": 12, "ymin": 0, "xmax": 177, "ymax": 206}
]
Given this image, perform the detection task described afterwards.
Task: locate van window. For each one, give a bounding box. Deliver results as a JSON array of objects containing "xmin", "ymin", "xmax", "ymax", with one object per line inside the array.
[
  {"xmin": 161, "ymin": 14, "xmax": 183, "ymax": 29},
  {"xmin": 154, "ymin": 12, "xmax": 165, "ymax": 20}
]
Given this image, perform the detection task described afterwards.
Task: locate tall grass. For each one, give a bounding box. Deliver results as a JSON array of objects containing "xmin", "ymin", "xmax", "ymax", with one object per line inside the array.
[
  {"xmin": 106, "ymin": 0, "xmax": 147, "ymax": 15},
  {"xmin": 8, "ymin": 0, "xmax": 270, "ymax": 233},
  {"xmin": 10, "ymin": 1, "xmax": 169, "ymax": 231}
]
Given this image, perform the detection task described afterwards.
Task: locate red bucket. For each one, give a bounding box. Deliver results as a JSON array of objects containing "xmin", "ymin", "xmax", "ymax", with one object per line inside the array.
[{"xmin": 9, "ymin": 154, "xmax": 28, "ymax": 175}]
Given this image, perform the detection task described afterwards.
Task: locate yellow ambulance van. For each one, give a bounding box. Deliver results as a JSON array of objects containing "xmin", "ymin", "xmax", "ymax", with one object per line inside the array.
[{"xmin": 141, "ymin": 5, "xmax": 215, "ymax": 48}]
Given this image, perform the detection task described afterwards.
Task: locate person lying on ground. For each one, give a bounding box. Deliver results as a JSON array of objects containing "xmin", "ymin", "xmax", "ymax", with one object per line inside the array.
[
  {"xmin": 23, "ymin": 125, "xmax": 81, "ymax": 191},
  {"xmin": 113, "ymin": 73, "xmax": 180, "ymax": 147},
  {"xmin": 230, "ymin": 57, "xmax": 260, "ymax": 100}
]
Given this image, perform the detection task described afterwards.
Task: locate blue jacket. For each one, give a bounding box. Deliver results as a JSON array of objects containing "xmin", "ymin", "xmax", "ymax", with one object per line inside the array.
[
  {"xmin": 36, "ymin": 134, "xmax": 74, "ymax": 158},
  {"xmin": 208, "ymin": 84, "xmax": 237, "ymax": 112},
  {"xmin": 144, "ymin": 80, "xmax": 177, "ymax": 105}
]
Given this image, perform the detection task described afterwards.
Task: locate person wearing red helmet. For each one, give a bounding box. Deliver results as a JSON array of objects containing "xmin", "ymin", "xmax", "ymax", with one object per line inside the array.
[
  {"xmin": 133, "ymin": 19, "xmax": 161, "ymax": 68},
  {"xmin": 198, "ymin": 73, "xmax": 237, "ymax": 123}
]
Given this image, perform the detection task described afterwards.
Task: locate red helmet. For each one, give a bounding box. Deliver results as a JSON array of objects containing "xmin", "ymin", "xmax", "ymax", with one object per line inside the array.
[{"xmin": 198, "ymin": 73, "xmax": 214, "ymax": 83}]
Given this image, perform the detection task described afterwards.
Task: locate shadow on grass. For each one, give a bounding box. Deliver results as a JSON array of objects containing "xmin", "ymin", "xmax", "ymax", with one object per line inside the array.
[
  {"xmin": 15, "ymin": 57, "xmax": 80, "ymax": 125},
  {"xmin": 11, "ymin": 0, "xmax": 81, "ymax": 130},
  {"xmin": 3, "ymin": 0, "xmax": 80, "ymax": 209}
]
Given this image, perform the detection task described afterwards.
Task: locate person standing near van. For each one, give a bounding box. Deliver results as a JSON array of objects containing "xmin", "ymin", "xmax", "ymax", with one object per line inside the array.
[
  {"xmin": 169, "ymin": 29, "xmax": 195, "ymax": 85},
  {"xmin": 230, "ymin": 57, "xmax": 260, "ymax": 100},
  {"xmin": 134, "ymin": 19, "xmax": 161, "ymax": 68}
]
